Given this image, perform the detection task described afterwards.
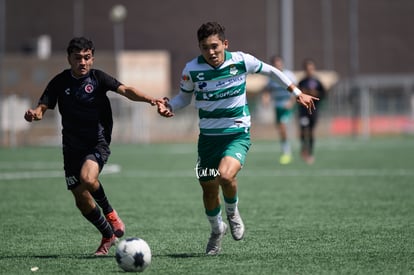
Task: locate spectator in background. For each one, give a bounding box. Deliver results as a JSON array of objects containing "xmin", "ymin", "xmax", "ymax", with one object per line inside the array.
[
  {"xmin": 262, "ymin": 56, "xmax": 297, "ymax": 165},
  {"xmin": 297, "ymin": 58, "xmax": 326, "ymax": 164}
]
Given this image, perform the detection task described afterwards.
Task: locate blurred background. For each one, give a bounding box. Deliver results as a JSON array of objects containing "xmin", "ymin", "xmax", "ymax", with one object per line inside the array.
[{"xmin": 1, "ymin": 0, "xmax": 413, "ymax": 146}]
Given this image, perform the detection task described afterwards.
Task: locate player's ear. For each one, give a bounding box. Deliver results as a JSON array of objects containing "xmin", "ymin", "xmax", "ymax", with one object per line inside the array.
[{"xmin": 223, "ymin": 39, "xmax": 229, "ymax": 49}]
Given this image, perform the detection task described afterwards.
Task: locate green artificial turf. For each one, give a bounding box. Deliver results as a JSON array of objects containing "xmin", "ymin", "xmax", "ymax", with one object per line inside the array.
[{"xmin": 0, "ymin": 136, "xmax": 413, "ymax": 274}]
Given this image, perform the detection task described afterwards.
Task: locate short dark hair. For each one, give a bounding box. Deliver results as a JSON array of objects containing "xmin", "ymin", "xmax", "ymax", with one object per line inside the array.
[
  {"xmin": 270, "ymin": 55, "xmax": 283, "ymax": 64},
  {"xmin": 303, "ymin": 58, "xmax": 316, "ymax": 68},
  {"xmin": 66, "ymin": 37, "xmax": 95, "ymax": 56},
  {"xmin": 197, "ymin": 22, "xmax": 226, "ymax": 42}
]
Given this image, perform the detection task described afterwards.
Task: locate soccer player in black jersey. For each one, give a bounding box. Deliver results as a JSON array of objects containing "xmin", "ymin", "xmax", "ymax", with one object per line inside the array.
[
  {"xmin": 24, "ymin": 37, "xmax": 159, "ymax": 255},
  {"xmin": 297, "ymin": 59, "xmax": 326, "ymax": 164}
]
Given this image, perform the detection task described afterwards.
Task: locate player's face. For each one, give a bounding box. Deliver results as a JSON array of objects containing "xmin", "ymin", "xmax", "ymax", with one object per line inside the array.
[
  {"xmin": 68, "ymin": 49, "xmax": 94, "ymax": 78},
  {"xmin": 199, "ymin": 34, "xmax": 228, "ymax": 68},
  {"xmin": 304, "ymin": 62, "xmax": 316, "ymax": 77},
  {"xmin": 273, "ymin": 58, "xmax": 283, "ymax": 70}
]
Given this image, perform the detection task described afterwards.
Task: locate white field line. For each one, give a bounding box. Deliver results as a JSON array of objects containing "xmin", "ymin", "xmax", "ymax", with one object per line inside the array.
[
  {"xmin": 0, "ymin": 163, "xmax": 412, "ymax": 181},
  {"xmin": 0, "ymin": 164, "xmax": 121, "ymax": 181},
  {"xmin": 117, "ymin": 168, "xmax": 414, "ymax": 178}
]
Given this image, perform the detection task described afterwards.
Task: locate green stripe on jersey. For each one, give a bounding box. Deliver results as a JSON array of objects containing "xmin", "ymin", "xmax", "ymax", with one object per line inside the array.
[
  {"xmin": 200, "ymin": 127, "xmax": 249, "ymax": 134},
  {"xmin": 199, "ymin": 105, "xmax": 250, "ymax": 119},
  {"xmin": 189, "ymin": 62, "xmax": 247, "ymax": 82},
  {"xmin": 195, "ymin": 84, "xmax": 246, "ymax": 101}
]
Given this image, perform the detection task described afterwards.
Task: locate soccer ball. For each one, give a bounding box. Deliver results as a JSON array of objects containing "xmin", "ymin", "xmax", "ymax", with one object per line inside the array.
[{"xmin": 115, "ymin": 237, "xmax": 151, "ymax": 272}]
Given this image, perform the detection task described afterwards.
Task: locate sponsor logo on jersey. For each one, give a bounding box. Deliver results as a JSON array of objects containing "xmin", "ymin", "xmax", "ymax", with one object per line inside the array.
[
  {"xmin": 216, "ymin": 76, "xmax": 244, "ymax": 88},
  {"xmin": 85, "ymin": 84, "xmax": 94, "ymax": 93},
  {"xmin": 198, "ymin": 82, "xmax": 207, "ymax": 90},
  {"xmin": 196, "ymin": 72, "xmax": 205, "ymax": 81},
  {"xmin": 64, "ymin": 88, "xmax": 71, "ymax": 95}
]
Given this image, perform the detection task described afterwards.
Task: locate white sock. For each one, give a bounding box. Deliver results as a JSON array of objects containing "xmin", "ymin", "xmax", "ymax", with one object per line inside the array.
[
  {"xmin": 207, "ymin": 210, "xmax": 224, "ymax": 234},
  {"xmin": 281, "ymin": 140, "xmax": 291, "ymax": 155},
  {"xmin": 225, "ymin": 200, "xmax": 238, "ymax": 216}
]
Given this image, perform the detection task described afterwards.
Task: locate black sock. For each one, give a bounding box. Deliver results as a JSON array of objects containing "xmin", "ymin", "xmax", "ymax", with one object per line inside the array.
[
  {"xmin": 91, "ymin": 182, "xmax": 113, "ymax": 215},
  {"xmin": 83, "ymin": 206, "xmax": 113, "ymax": 238}
]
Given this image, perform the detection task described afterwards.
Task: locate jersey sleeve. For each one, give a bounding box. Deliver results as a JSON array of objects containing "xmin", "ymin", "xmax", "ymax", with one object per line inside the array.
[
  {"xmin": 179, "ymin": 65, "xmax": 195, "ymax": 93},
  {"xmin": 242, "ymin": 52, "xmax": 263, "ymax": 74},
  {"xmin": 94, "ymin": 69, "xmax": 122, "ymax": 92},
  {"xmin": 38, "ymin": 76, "xmax": 59, "ymax": 109}
]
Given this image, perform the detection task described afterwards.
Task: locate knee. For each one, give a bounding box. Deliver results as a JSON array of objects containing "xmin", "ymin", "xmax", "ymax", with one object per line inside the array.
[
  {"xmin": 79, "ymin": 174, "xmax": 98, "ymax": 188},
  {"xmin": 217, "ymin": 171, "xmax": 235, "ymax": 187}
]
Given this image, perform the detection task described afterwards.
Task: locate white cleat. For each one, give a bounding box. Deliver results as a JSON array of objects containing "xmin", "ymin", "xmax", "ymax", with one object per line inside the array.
[
  {"xmin": 227, "ymin": 209, "xmax": 245, "ymax": 241},
  {"xmin": 206, "ymin": 223, "xmax": 228, "ymax": 255}
]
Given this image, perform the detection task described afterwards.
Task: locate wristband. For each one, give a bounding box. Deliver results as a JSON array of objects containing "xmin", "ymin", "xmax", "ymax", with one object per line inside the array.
[{"xmin": 292, "ymin": 87, "xmax": 302, "ymax": 96}]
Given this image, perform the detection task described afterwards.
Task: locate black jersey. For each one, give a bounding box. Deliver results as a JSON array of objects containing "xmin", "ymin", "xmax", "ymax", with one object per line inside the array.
[
  {"xmin": 38, "ymin": 69, "xmax": 122, "ymax": 150},
  {"xmin": 298, "ymin": 76, "xmax": 326, "ymax": 116}
]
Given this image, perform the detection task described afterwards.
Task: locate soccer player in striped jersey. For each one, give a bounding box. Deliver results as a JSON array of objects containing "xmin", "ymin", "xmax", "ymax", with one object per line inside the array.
[
  {"xmin": 157, "ymin": 22, "xmax": 318, "ymax": 255},
  {"xmin": 262, "ymin": 55, "xmax": 297, "ymax": 165}
]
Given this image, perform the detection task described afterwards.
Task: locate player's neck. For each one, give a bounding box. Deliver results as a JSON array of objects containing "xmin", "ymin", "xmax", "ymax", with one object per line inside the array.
[{"xmin": 70, "ymin": 70, "xmax": 90, "ymax": 79}]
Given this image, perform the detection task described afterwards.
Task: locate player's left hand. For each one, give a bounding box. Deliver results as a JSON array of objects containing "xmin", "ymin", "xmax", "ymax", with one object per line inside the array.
[
  {"xmin": 296, "ymin": 93, "xmax": 319, "ymax": 114},
  {"xmin": 156, "ymin": 97, "xmax": 174, "ymax": 117}
]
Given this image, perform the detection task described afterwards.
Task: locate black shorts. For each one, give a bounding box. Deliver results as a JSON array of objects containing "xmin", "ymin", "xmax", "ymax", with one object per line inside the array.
[
  {"xmin": 299, "ymin": 107, "xmax": 319, "ymax": 130},
  {"xmin": 63, "ymin": 144, "xmax": 110, "ymax": 190}
]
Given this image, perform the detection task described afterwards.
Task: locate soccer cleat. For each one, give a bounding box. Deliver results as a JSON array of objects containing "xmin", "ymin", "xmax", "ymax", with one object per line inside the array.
[
  {"xmin": 227, "ymin": 209, "xmax": 245, "ymax": 241},
  {"xmin": 205, "ymin": 223, "xmax": 228, "ymax": 256},
  {"xmin": 105, "ymin": 210, "xmax": 125, "ymax": 238},
  {"xmin": 94, "ymin": 234, "xmax": 118, "ymax": 256},
  {"xmin": 279, "ymin": 154, "xmax": 292, "ymax": 165}
]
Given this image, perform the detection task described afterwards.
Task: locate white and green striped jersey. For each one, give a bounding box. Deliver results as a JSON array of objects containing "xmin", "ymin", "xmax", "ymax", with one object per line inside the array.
[{"xmin": 179, "ymin": 51, "xmax": 263, "ymax": 135}]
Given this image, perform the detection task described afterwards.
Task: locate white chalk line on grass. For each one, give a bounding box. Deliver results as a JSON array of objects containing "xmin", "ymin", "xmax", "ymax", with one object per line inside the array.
[
  {"xmin": 1, "ymin": 166, "xmax": 412, "ymax": 181},
  {"xmin": 119, "ymin": 168, "xmax": 414, "ymax": 178},
  {"xmin": 0, "ymin": 164, "xmax": 121, "ymax": 181}
]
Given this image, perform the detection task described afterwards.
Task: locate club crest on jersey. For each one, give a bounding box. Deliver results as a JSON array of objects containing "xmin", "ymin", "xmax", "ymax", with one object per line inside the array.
[
  {"xmin": 85, "ymin": 84, "xmax": 94, "ymax": 93},
  {"xmin": 229, "ymin": 65, "xmax": 238, "ymax": 75}
]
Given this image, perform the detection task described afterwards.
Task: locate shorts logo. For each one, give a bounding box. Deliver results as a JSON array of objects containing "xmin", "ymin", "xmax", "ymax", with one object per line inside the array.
[
  {"xmin": 85, "ymin": 84, "xmax": 94, "ymax": 93},
  {"xmin": 94, "ymin": 152, "xmax": 101, "ymax": 160},
  {"xmin": 66, "ymin": 176, "xmax": 78, "ymax": 187},
  {"xmin": 194, "ymin": 159, "xmax": 220, "ymax": 179},
  {"xmin": 235, "ymin": 153, "xmax": 242, "ymax": 160}
]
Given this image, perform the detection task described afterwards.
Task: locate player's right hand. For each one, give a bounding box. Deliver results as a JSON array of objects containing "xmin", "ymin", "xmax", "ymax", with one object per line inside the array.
[
  {"xmin": 297, "ymin": 93, "xmax": 319, "ymax": 114},
  {"xmin": 24, "ymin": 109, "xmax": 40, "ymax": 122}
]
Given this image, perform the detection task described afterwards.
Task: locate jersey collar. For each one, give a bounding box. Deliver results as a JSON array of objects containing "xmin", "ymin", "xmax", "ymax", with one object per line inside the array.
[{"xmin": 70, "ymin": 69, "xmax": 91, "ymax": 80}]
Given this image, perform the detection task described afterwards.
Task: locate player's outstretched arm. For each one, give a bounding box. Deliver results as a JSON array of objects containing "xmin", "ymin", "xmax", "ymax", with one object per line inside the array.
[
  {"xmin": 116, "ymin": 84, "xmax": 159, "ymax": 106},
  {"xmin": 259, "ymin": 63, "xmax": 318, "ymax": 114},
  {"xmin": 24, "ymin": 104, "xmax": 48, "ymax": 122},
  {"xmin": 156, "ymin": 91, "xmax": 192, "ymax": 118}
]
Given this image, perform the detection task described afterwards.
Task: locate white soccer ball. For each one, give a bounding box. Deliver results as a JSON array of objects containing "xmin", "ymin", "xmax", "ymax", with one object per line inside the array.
[{"xmin": 115, "ymin": 237, "xmax": 151, "ymax": 272}]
